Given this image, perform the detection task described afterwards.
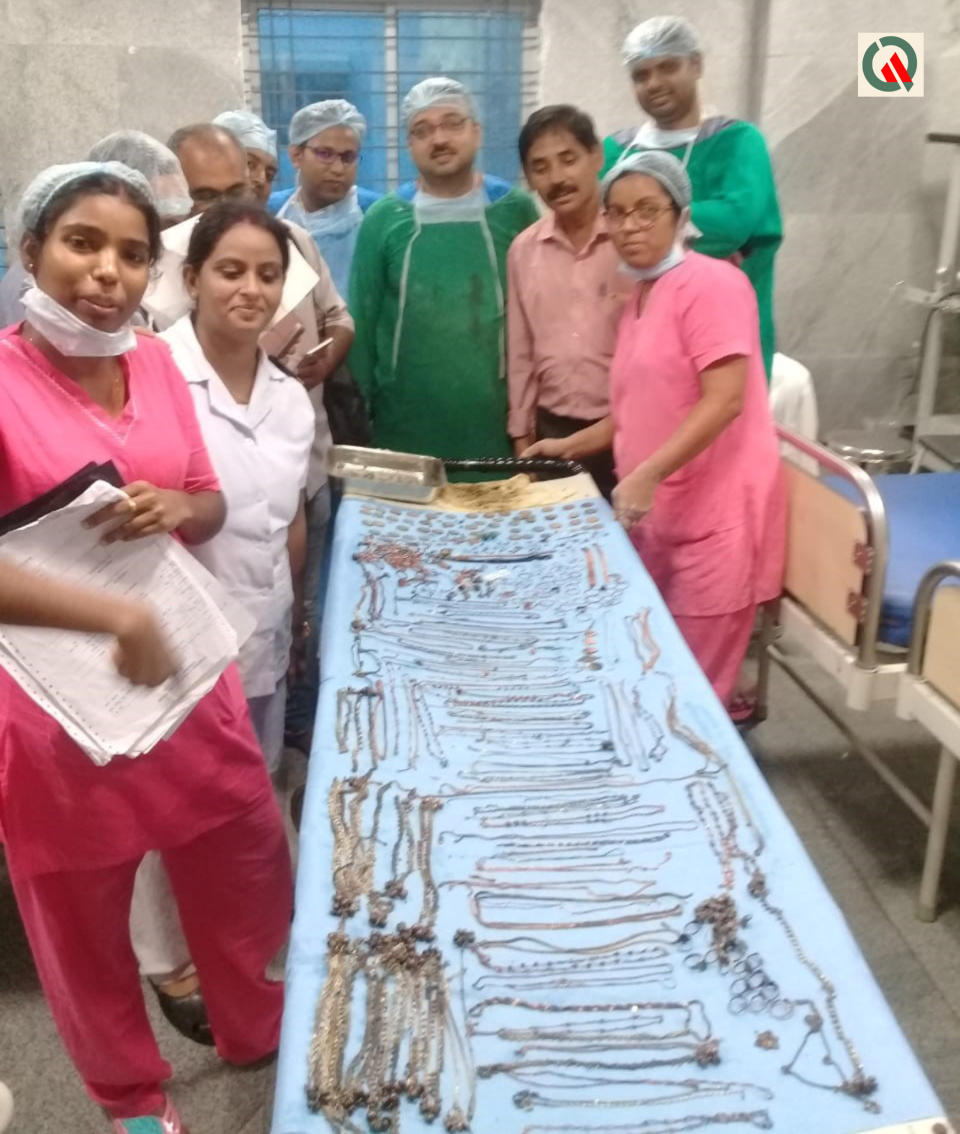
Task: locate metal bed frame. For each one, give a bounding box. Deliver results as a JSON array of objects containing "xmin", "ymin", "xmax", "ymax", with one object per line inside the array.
[
  {"xmin": 759, "ymin": 430, "xmax": 957, "ymax": 919},
  {"xmin": 896, "ymin": 561, "xmax": 960, "ymax": 920}
]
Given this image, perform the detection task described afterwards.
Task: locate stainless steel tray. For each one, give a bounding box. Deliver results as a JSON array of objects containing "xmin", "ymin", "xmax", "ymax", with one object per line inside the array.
[{"xmin": 326, "ymin": 445, "xmax": 447, "ymax": 503}]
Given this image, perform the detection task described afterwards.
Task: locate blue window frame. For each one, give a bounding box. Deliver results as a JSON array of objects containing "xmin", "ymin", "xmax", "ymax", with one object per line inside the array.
[{"xmin": 247, "ymin": 2, "xmax": 537, "ymax": 195}]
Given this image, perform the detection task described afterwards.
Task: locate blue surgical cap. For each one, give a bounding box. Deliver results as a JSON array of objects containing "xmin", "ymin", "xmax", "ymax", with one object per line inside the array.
[
  {"xmin": 289, "ymin": 100, "xmax": 367, "ymax": 147},
  {"xmin": 601, "ymin": 149, "xmax": 692, "ymax": 209},
  {"xmin": 18, "ymin": 161, "xmax": 156, "ymax": 235},
  {"xmin": 87, "ymin": 131, "xmax": 191, "ymax": 220},
  {"xmin": 622, "ymin": 16, "xmax": 701, "ymax": 67},
  {"xmin": 213, "ymin": 110, "xmax": 278, "ymax": 160},
  {"xmin": 401, "ymin": 77, "xmax": 476, "ymax": 127}
]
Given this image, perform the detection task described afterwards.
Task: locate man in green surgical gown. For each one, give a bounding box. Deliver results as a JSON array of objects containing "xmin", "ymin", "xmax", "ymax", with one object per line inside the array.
[
  {"xmin": 601, "ymin": 16, "xmax": 782, "ymax": 379},
  {"xmin": 348, "ymin": 77, "xmax": 539, "ymax": 464}
]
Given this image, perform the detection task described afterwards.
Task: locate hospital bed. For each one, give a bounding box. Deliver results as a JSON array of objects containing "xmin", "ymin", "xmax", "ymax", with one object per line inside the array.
[
  {"xmin": 896, "ymin": 562, "xmax": 960, "ymax": 920},
  {"xmin": 763, "ymin": 429, "xmax": 960, "ymax": 917}
]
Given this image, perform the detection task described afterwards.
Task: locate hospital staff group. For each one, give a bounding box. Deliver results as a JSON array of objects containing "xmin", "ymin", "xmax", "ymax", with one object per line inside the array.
[{"xmin": 0, "ymin": 14, "xmax": 786, "ymax": 1134}]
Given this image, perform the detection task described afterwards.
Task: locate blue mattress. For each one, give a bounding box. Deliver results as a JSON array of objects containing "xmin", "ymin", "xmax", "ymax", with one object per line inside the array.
[{"xmin": 827, "ymin": 472, "xmax": 960, "ymax": 647}]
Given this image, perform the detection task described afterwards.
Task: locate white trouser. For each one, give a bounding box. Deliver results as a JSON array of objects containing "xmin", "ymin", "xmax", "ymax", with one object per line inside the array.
[
  {"xmin": 130, "ymin": 851, "xmax": 191, "ymax": 982},
  {"xmin": 247, "ymin": 679, "xmax": 288, "ymax": 774},
  {"xmin": 128, "ymin": 683, "xmax": 287, "ymax": 979}
]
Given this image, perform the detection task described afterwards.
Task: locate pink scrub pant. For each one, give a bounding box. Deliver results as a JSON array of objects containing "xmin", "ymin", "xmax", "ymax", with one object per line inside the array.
[
  {"xmin": 8, "ymin": 793, "xmax": 292, "ymax": 1119},
  {"xmin": 674, "ymin": 604, "xmax": 756, "ymax": 710}
]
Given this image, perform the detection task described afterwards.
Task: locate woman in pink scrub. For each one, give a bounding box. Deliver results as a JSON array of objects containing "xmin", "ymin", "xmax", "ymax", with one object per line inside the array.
[
  {"xmin": 0, "ymin": 162, "xmax": 291, "ymax": 1134},
  {"xmin": 527, "ymin": 150, "xmax": 784, "ymax": 713}
]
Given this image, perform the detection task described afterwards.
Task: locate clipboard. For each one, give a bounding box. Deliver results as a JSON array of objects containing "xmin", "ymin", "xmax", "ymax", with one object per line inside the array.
[{"xmin": 0, "ymin": 461, "xmax": 124, "ymax": 538}]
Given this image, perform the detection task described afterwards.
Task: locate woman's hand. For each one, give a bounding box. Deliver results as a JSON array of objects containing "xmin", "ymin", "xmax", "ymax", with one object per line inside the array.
[
  {"xmin": 288, "ymin": 617, "xmax": 309, "ymax": 683},
  {"xmin": 611, "ymin": 463, "xmax": 660, "ymax": 529},
  {"xmin": 86, "ymin": 483, "xmax": 194, "ymax": 543},
  {"xmin": 109, "ymin": 601, "xmax": 178, "ymax": 686}
]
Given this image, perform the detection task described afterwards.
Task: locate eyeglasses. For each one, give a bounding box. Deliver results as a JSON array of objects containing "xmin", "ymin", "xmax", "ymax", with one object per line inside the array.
[
  {"xmin": 408, "ymin": 115, "xmax": 471, "ymax": 142},
  {"xmin": 190, "ymin": 183, "xmax": 252, "ymax": 207},
  {"xmin": 604, "ymin": 202, "xmax": 674, "ymax": 230},
  {"xmin": 305, "ymin": 145, "xmax": 359, "ymax": 167}
]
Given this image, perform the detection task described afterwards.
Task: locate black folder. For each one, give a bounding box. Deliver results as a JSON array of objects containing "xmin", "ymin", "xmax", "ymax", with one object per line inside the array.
[{"xmin": 0, "ymin": 461, "xmax": 124, "ymax": 538}]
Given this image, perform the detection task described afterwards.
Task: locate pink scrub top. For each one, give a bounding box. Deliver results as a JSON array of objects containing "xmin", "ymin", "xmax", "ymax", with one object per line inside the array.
[
  {"xmin": 0, "ymin": 328, "xmax": 273, "ymax": 878},
  {"xmin": 610, "ymin": 252, "xmax": 785, "ymax": 618}
]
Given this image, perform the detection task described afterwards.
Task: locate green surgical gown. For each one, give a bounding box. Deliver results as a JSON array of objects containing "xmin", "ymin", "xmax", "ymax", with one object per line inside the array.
[{"xmin": 348, "ymin": 184, "xmax": 539, "ymax": 471}]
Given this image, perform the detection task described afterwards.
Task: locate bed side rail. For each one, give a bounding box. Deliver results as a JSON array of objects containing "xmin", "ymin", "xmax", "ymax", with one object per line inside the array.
[
  {"xmin": 776, "ymin": 427, "xmax": 889, "ymax": 670},
  {"xmin": 908, "ymin": 561, "xmax": 960, "ymax": 695}
]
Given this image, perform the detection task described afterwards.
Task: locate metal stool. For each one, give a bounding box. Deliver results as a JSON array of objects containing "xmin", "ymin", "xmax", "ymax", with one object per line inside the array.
[{"xmin": 826, "ymin": 427, "xmax": 913, "ymax": 474}]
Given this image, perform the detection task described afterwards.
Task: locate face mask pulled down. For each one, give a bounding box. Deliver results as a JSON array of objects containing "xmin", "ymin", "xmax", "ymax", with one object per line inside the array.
[
  {"xmin": 21, "ymin": 286, "xmax": 137, "ymax": 357},
  {"xmin": 619, "ymin": 205, "xmax": 692, "ymax": 282}
]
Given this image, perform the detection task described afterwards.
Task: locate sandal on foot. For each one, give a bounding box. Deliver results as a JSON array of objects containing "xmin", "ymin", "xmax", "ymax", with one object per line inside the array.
[{"xmin": 111, "ymin": 1097, "xmax": 188, "ymax": 1133}]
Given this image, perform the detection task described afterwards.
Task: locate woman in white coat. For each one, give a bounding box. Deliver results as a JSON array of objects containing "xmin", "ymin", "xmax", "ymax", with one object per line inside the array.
[{"xmin": 161, "ymin": 201, "xmax": 314, "ymax": 769}]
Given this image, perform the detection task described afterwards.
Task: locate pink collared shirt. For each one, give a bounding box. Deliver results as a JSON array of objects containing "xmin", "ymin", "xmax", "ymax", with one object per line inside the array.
[{"xmin": 506, "ymin": 209, "xmax": 633, "ymax": 438}]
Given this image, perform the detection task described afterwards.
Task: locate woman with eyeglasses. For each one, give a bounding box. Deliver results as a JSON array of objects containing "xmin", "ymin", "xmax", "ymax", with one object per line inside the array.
[{"xmin": 526, "ymin": 150, "xmax": 785, "ymax": 717}]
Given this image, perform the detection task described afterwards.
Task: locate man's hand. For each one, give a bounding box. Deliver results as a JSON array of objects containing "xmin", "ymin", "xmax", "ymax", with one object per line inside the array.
[
  {"xmin": 521, "ymin": 436, "xmax": 575, "ymax": 460},
  {"xmin": 513, "ymin": 434, "xmax": 536, "ymax": 458},
  {"xmin": 296, "ymin": 347, "xmax": 335, "ymax": 390}
]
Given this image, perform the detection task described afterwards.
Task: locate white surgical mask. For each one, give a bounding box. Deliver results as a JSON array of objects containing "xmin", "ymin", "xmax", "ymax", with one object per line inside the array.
[
  {"xmin": 276, "ymin": 186, "xmax": 363, "ymax": 297},
  {"xmin": 620, "ymin": 245, "xmax": 685, "ymax": 281},
  {"xmin": 618, "ymin": 205, "xmax": 692, "ymax": 282},
  {"xmin": 21, "ymin": 286, "xmax": 137, "ymax": 357},
  {"xmin": 412, "ymin": 183, "xmax": 488, "ymax": 225}
]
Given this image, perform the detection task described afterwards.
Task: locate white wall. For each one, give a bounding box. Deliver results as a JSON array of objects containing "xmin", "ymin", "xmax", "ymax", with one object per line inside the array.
[
  {"xmin": 0, "ymin": 0, "xmax": 244, "ymax": 239},
  {"xmin": 539, "ymin": 0, "xmax": 960, "ymax": 431},
  {"xmin": 3, "ymin": 0, "xmax": 958, "ymax": 433},
  {"xmin": 539, "ymin": 0, "xmax": 755, "ymax": 135}
]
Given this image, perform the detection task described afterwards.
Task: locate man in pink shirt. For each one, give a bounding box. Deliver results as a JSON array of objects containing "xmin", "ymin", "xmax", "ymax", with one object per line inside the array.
[{"xmin": 508, "ymin": 105, "xmax": 634, "ymax": 498}]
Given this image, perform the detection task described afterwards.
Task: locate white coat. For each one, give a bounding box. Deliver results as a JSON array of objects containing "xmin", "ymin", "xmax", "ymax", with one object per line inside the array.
[{"xmin": 161, "ymin": 315, "xmax": 315, "ymax": 697}]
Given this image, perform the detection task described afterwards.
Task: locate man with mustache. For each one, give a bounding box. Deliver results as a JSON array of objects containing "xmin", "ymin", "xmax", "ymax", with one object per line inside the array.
[
  {"xmin": 508, "ymin": 105, "xmax": 633, "ymax": 498},
  {"xmin": 349, "ymin": 77, "xmax": 539, "ymax": 467},
  {"xmin": 601, "ymin": 16, "xmax": 782, "ymax": 380}
]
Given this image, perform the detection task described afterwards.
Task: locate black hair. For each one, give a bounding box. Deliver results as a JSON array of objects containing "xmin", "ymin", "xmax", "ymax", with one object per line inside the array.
[
  {"xmin": 518, "ymin": 105, "xmax": 599, "ymax": 166},
  {"xmin": 167, "ymin": 123, "xmax": 244, "ymax": 160},
  {"xmin": 184, "ymin": 199, "xmax": 291, "ymax": 275},
  {"xmin": 24, "ymin": 172, "xmax": 163, "ymax": 263}
]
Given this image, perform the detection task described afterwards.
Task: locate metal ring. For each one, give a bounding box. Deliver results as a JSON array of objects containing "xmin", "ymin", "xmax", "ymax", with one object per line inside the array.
[
  {"xmin": 749, "ymin": 992, "xmax": 768, "ymax": 1014},
  {"xmin": 728, "ymin": 995, "xmax": 748, "ymax": 1015},
  {"xmin": 770, "ymin": 998, "xmax": 794, "ymax": 1021}
]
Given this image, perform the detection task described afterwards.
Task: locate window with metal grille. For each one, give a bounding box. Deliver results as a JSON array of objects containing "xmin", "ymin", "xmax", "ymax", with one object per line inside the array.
[{"xmin": 242, "ymin": 0, "xmax": 540, "ymax": 196}]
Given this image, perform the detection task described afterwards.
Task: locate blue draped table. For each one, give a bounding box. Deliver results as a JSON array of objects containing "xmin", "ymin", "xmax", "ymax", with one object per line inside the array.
[{"xmin": 272, "ymin": 482, "xmax": 951, "ymax": 1134}]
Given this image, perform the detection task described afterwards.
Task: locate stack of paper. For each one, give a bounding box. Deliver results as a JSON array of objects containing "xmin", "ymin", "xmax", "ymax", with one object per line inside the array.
[{"xmin": 0, "ymin": 481, "xmax": 254, "ymax": 765}]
